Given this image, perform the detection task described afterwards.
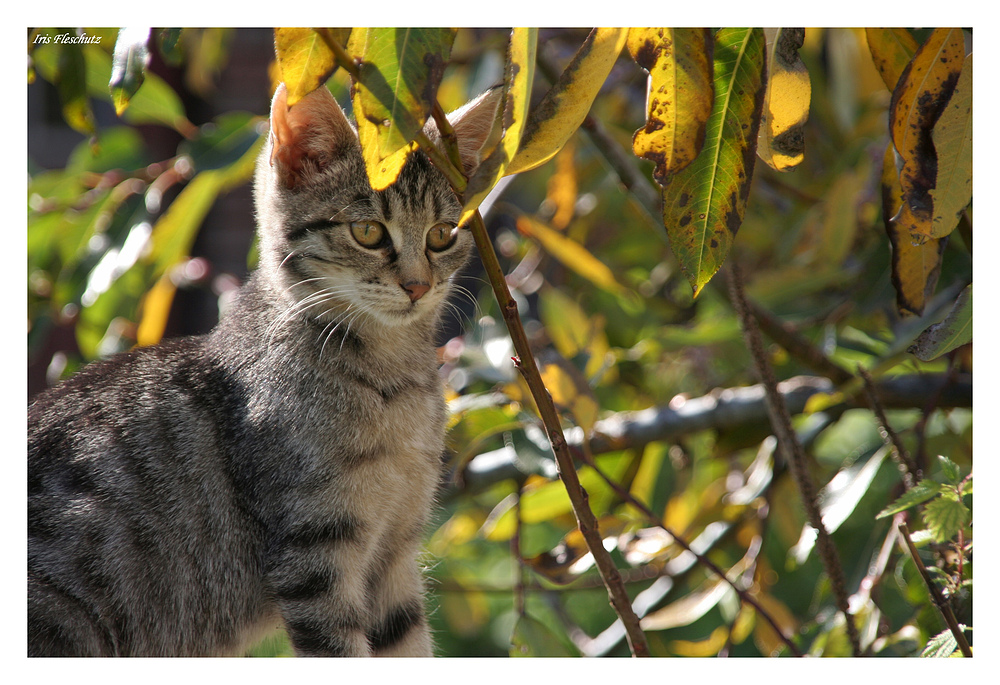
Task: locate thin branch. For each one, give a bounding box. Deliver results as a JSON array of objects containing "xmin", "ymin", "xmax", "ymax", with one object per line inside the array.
[
  {"xmin": 897, "ymin": 520, "xmax": 973, "ymax": 658},
  {"xmin": 728, "ymin": 263, "xmax": 862, "ymax": 657},
  {"xmin": 859, "ymin": 366, "xmax": 921, "ymax": 490},
  {"xmin": 467, "ymin": 210, "xmax": 649, "ymax": 657},
  {"xmin": 581, "ymin": 453, "xmax": 803, "ymax": 656}
]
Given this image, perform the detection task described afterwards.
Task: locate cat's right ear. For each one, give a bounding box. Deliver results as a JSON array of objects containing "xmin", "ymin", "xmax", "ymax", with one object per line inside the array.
[{"xmin": 269, "ymin": 83, "xmax": 359, "ymax": 188}]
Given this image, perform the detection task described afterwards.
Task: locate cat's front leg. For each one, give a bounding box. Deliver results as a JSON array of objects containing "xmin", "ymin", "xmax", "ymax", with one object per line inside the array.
[{"xmin": 366, "ymin": 545, "xmax": 433, "ymax": 657}]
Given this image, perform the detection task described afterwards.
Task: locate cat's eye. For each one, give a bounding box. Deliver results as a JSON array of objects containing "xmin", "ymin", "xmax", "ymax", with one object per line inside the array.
[
  {"xmin": 350, "ymin": 220, "xmax": 386, "ymax": 248},
  {"xmin": 426, "ymin": 223, "xmax": 458, "ymax": 252}
]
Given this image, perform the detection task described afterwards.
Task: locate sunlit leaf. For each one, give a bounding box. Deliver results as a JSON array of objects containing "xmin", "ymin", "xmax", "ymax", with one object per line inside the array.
[
  {"xmin": 669, "ymin": 625, "xmax": 730, "ymax": 656},
  {"xmin": 135, "ymin": 272, "xmax": 177, "ymax": 347},
  {"xmin": 110, "ymin": 28, "xmax": 151, "ymax": 115},
  {"xmin": 922, "ymin": 495, "xmax": 969, "ymax": 542},
  {"xmin": 921, "ymin": 628, "xmax": 959, "ymax": 658},
  {"xmin": 516, "ymin": 215, "xmax": 626, "ymax": 295},
  {"xmin": 930, "ymin": 54, "xmax": 972, "ymax": 237},
  {"xmin": 938, "ymin": 455, "xmax": 962, "ymax": 485},
  {"xmin": 889, "ymin": 28, "xmax": 966, "ymax": 244},
  {"xmin": 757, "ymin": 28, "xmax": 810, "ymax": 172},
  {"xmin": 908, "ymin": 283, "xmax": 971, "ymax": 361},
  {"xmin": 752, "ymin": 592, "xmax": 798, "ymax": 656},
  {"xmin": 546, "ymin": 142, "xmax": 577, "ymax": 230},
  {"xmin": 865, "ymin": 28, "xmax": 919, "ymax": 91},
  {"xmin": 627, "ymin": 28, "xmax": 714, "ymax": 181},
  {"xmin": 273, "ymin": 28, "xmax": 344, "ymax": 106},
  {"xmin": 661, "ymin": 28, "xmax": 766, "ymax": 296},
  {"xmin": 507, "ymin": 28, "xmax": 628, "ymax": 175},
  {"xmin": 349, "ymin": 27, "xmax": 455, "ymax": 188},
  {"xmin": 876, "ymin": 479, "xmax": 943, "ymax": 519},
  {"xmin": 641, "ymin": 577, "xmax": 732, "ymax": 631},
  {"xmin": 882, "ymin": 144, "xmax": 947, "ymax": 316},
  {"xmin": 459, "ymin": 28, "xmax": 536, "ymax": 224},
  {"xmin": 538, "ymin": 354, "xmax": 599, "ymax": 434},
  {"xmin": 537, "ymin": 286, "xmax": 611, "ymax": 380},
  {"xmin": 510, "ymin": 614, "xmax": 579, "ymax": 657}
]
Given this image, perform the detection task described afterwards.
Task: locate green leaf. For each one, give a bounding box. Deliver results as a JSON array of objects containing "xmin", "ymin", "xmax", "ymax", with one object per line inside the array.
[
  {"xmin": 510, "ymin": 614, "xmax": 579, "ymax": 657},
  {"xmin": 938, "ymin": 455, "xmax": 962, "ymax": 484},
  {"xmin": 178, "ymin": 112, "xmax": 263, "ymax": 172},
  {"xmin": 921, "ymin": 629, "xmax": 959, "ymax": 658},
  {"xmin": 757, "ymin": 28, "xmax": 810, "ymax": 172},
  {"xmin": 55, "ymin": 42, "xmax": 96, "ymax": 136},
  {"xmin": 922, "ymin": 495, "xmax": 970, "ymax": 542},
  {"xmin": 351, "ymin": 28, "xmax": 455, "ymax": 160},
  {"xmin": 660, "ymin": 28, "xmax": 766, "ymax": 297},
  {"xmin": 908, "ymin": 283, "xmax": 971, "ymax": 361},
  {"xmin": 507, "ymin": 28, "xmax": 628, "ymax": 175},
  {"xmin": 459, "ymin": 28, "xmax": 537, "ymax": 225},
  {"xmin": 876, "ymin": 479, "xmax": 943, "ymax": 519},
  {"xmin": 930, "ymin": 53, "xmax": 972, "ymax": 237},
  {"xmin": 156, "ymin": 28, "xmax": 184, "ymax": 66},
  {"xmin": 110, "ymin": 28, "xmax": 151, "ymax": 115},
  {"xmin": 627, "ymin": 28, "xmax": 714, "ymax": 181}
]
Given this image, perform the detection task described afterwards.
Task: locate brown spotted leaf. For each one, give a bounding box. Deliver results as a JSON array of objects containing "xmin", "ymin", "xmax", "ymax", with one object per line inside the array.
[
  {"xmin": 865, "ymin": 28, "xmax": 919, "ymax": 92},
  {"xmin": 889, "ymin": 28, "xmax": 966, "ymax": 244},
  {"xmin": 661, "ymin": 28, "xmax": 766, "ymax": 297},
  {"xmin": 627, "ymin": 28, "xmax": 714, "ymax": 182},
  {"xmin": 882, "ymin": 145, "xmax": 946, "ymax": 316},
  {"xmin": 930, "ymin": 53, "xmax": 972, "ymax": 238},
  {"xmin": 757, "ymin": 28, "xmax": 810, "ymax": 172}
]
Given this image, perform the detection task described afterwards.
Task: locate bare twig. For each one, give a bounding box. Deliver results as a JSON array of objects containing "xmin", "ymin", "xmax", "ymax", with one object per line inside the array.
[
  {"xmin": 728, "ymin": 263, "xmax": 862, "ymax": 657},
  {"xmin": 897, "ymin": 520, "xmax": 973, "ymax": 657},
  {"xmin": 859, "ymin": 367, "xmax": 920, "ymax": 490}
]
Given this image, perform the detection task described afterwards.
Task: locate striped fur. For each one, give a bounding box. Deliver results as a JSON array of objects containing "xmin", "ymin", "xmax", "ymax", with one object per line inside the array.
[{"xmin": 27, "ymin": 83, "xmax": 500, "ymax": 657}]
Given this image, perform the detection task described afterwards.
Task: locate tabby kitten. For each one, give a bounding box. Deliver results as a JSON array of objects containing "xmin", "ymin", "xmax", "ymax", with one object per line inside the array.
[{"xmin": 28, "ymin": 82, "xmax": 499, "ymax": 657}]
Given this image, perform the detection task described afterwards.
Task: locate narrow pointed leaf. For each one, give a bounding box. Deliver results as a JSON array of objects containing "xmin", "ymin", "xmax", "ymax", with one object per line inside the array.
[
  {"xmin": 350, "ymin": 28, "xmax": 454, "ymax": 166},
  {"xmin": 110, "ymin": 27, "xmax": 151, "ymax": 115},
  {"xmin": 930, "ymin": 53, "xmax": 972, "ymax": 237},
  {"xmin": 274, "ymin": 28, "xmax": 344, "ymax": 106},
  {"xmin": 757, "ymin": 28, "xmax": 810, "ymax": 172},
  {"xmin": 866, "ymin": 28, "xmax": 918, "ymax": 91},
  {"xmin": 908, "ymin": 283, "xmax": 972, "ymax": 361},
  {"xmin": 55, "ymin": 43, "xmax": 96, "ymax": 136},
  {"xmin": 627, "ymin": 28, "xmax": 714, "ymax": 182},
  {"xmin": 889, "ymin": 28, "xmax": 965, "ymax": 244},
  {"xmin": 460, "ymin": 28, "xmax": 537, "ymax": 224},
  {"xmin": 882, "ymin": 144, "xmax": 946, "ymax": 316},
  {"xmin": 661, "ymin": 28, "xmax": 766, "ymax": 296},
  {"xmin": 507, "ymin": 28, "xmax": 628, "ymax": 175},
  {"xmin": 157, "ymin": 28, "xmax": 184, "ymax": 66},
  {"xmin": 516, "ymin": 215, "xmax": 626, "ymax": 295}
]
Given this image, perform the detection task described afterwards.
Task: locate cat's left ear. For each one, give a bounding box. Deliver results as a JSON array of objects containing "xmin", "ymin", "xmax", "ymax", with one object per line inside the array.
[{"xmin": 445, "ymin": 87, "xmax": 503, "ymax": 176}]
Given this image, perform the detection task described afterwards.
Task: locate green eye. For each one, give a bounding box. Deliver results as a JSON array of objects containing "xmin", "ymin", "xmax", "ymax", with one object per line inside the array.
[
  {"xmin": 350, "ymin": 220, "xmax": 386, "ymax": 248},
  {"xmin": 426, "ymin": 223, "xmax": 458, "ymax": 252}
]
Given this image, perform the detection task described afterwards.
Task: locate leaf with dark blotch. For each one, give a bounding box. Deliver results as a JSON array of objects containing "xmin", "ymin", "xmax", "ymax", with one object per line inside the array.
[
  {"xmin": 350, "ymin": 28, "xmax": 455, "ymax": 172},
  {"xmin": 930, "ymin": 53, "xmax": 972, "ymax": 238},
  {"xmin": 908, "ymin": 283, "xmax": 971, "ymax": 361},
  {"xmin": 273, "ymin": 28, "xmax": 344, "ymax": 107},
  {"xmin": 889, "ymin": 28, "xmax": 966, "ymax": 244},
  {"xmin": 865, "ymin": 28, "xmax": 918, "ymax": 92},
  {"xmin": 110, "ymin": 28, "xmax": 152, "ymax": 116},
  {"xmin": 627, "ymin": 28, "xmax": 714, "ymax": 182},
  {"xmin": 507, "ymin": 28, "xmax": 628, "ymax": 176},
  {"xmin": 661, "ymin": 28, "xmax": 766, "ymax": 297},
  {"xmin": 757, "ymin": 28, "xmax": 810, "ymax": 172},
  {"xmin": 882, "ymin": 144, "xmax": 946, "ymax": 316}
]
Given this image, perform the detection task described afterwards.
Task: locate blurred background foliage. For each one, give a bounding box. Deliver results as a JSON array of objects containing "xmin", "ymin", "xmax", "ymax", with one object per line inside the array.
[{"xmin": 27, "ymin": 27, "xmax": 971, "ymax": 657}]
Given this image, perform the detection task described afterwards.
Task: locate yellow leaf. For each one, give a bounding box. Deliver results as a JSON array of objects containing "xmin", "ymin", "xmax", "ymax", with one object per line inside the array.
[
  {"xmin": 627, "ymin": 28, "xmax": 714, "ymax": 181},
  {"xmin": 757, "ymin": 28, "xmax": 811, "ymax": 172},
  {"xmin": 641, "ymin": 577, "xmax": 731, "ymax": 631},
  {"xmin": 459, "ymin": 28, "xmax": 537, "ymax": 224},
  {"xmin": 546, "ymin": 141, "xmax": 577, "ymax": 230},
  {"xmin": 668, "ymin": 626, "xmax": 730, "ymax": 656},
  {"xmin": 537, "ymin": 286, "xmax": 612, "ymax": 380},
  {"xmin": 752, "ymin": 593, "xmax": 798, "ymax": 656},
  {"xmin": 865, "ymin": 28, "xmax": 918, "ymax": 92},
  {"xmin": 516, "ymin": 215, "xmax": 625, "ymax": 295},
  {"xmin": 881, "ymin": 144, "xmax": 946, "ymax": 316},
  {"xmin": 273, "ymin": 28, "xmax": 341, "ymax": 106},
  {"xmin": 507, "ymin": 28, "xmax": 628, "ymax": 175},
  {"xmin": 889, "ymin": 28, "xmax": 966, "ymax": 244},
  {"xmin": 136, "ymin": 272, "xmax": 176, "ymax": 347},
  {"xmin": 538, "ymin": 355, "xmax": 599, "ymax": 434},
  {"xmin": 930, "ymin": 53, "xmax": 972, "ymax": 238}
]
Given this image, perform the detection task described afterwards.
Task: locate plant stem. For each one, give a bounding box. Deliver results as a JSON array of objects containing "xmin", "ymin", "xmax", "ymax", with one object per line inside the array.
[
  {"xmin": 728, "ymin": 263, "xmax": 862, "ymax": 656},
  {"xmin": 467, "ymin": 210, "xmax": 650, "ymax": 657},
  {"xmin": 897, "ymin": 521, "xmax": 973, "ymax": 657}
]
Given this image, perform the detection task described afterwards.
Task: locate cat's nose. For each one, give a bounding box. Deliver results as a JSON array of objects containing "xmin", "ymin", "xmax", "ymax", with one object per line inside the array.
[{"xmin": 402, "ymin": 281, "xmax": 430, "ymax": 302}]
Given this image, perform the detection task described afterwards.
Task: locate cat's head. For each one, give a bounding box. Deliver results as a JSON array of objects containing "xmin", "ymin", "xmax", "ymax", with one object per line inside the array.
[{"xmin": 254, "ymin": 82, "xmax": 500, "ymax": 333}]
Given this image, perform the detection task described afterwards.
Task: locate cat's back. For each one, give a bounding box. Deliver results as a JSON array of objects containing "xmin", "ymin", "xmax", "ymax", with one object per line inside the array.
[{"xmin": 28, "ymin": 336, "xmax": 273, "ymax": 657}]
